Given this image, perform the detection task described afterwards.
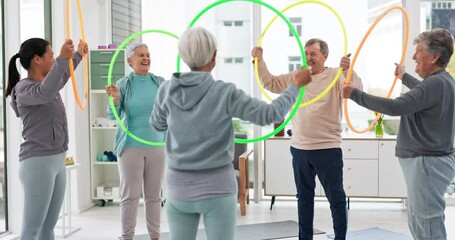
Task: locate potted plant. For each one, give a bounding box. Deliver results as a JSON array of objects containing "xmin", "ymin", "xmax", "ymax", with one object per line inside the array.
[{"xmin": 374, "ymin": 112, "xmax": 385, "ymax": 138}]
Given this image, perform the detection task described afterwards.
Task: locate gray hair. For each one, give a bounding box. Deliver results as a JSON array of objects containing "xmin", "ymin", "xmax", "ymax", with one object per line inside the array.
[
  {"xmin": 413, "ymin": 28, "xmax": 454, "ymax": 68},
  {"xmin": 305, "ymin": 38, "xmax": 329, "ymax": 55},
  {"xmin": 179, "ymin": 27, "xmax": 217, "ymax": 70},
  {"xmin": 126, "ymin": 42, "xmax": 148, "ymax": 58}
]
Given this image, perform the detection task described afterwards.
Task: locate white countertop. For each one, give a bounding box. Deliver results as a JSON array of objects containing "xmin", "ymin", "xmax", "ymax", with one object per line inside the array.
[{"xmin": 267, "ymin": 133, "xmax": 397, "ymax": 140}]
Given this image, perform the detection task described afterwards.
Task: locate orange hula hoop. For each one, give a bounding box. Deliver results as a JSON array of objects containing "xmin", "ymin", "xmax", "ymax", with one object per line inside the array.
[
  {"xmin": 343, "ymin": 6, "xmax": 409, "ymax": 134},
  {"xmin": 65, "ymin": 0, "xmax": 89, "ymax": 110}
]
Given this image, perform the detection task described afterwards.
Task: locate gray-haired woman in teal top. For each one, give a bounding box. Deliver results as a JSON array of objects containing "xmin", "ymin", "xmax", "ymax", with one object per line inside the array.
[{"xmin": 106, "ymin": 43, "xmax": 165, "ymax": 240}]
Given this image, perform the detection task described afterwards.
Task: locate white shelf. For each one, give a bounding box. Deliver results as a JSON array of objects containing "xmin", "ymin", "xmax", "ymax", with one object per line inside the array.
[
  {"xmin": 90, "ymin": 49, "xmax": 125, "ymax": 203},
  {"xmin": 93, "ymin": 161, "xmax": 118, "ymax": 165},
  {"xmin": 92, "ymin": 196, "xmax": 117, "ymax": 200},
  {"xmin": 91, "ymin": 90, "xmax": 106, "ymax": 94},
  {"xmin": 92, "ymin": 127, "xmax": 117, "ymax": 130}
]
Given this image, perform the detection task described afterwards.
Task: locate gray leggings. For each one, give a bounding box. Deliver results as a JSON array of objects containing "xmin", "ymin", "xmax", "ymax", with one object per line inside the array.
[
  {"xmin": 19, "ymin": 152, "xmax": 66, "ymax": 240},
  {"xmin": 166, "ymin": 194, "xmax": 237, "ymax": 240},
  {"xmin": 118, "ymin": 147, "xmax": 165, "ymax": 240},
  {"xmin": 399, "ymin": 154, "xmax": 455, "ymax": 240}
]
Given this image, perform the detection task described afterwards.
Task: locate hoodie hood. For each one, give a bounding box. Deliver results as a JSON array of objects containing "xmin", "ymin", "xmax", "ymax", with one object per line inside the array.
[{"xmin": 168, "ymin": 72, "xmax": 214, "ymax": 110}]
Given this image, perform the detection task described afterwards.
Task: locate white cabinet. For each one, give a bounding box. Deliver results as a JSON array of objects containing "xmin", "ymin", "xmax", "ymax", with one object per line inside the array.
[
  {"xmin": 341, "ymin": 140, "xmax": 378, "ymax": 159},
  {"xmin": 343, "ymin": 160, "xmax": 378, "ymax": 197},
  {"xmin": 264, "ymin": 138, "xmax": 323, "ymax": 197},
  {"xmin": 89, "ymin": 92, "xmax": 119, "ymax": 205},
  {"xmin": 89, "ymin": 50, "xmax": 128, "ymax": 206},
  {"xmin": 264, "ymin": 137, "xmax": 407, "ymax": 199},
  {"xmin": 264, "ymin": 139, "xmax": 297, "ymax": 196},
  {"xmin": 341, "ymin": 140, "xmax": 378, "ymax": 197},
  {"xmin": 378, "ymin": 140, "xmax": 407, "ymax": 197}
]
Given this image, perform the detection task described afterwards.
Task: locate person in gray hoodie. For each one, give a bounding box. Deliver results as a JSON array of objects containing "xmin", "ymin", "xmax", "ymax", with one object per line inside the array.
[
  {"xmin": 342, "ymin": 28, "xmax": 455, "ymax": 240},
  {"xmin": 150, "ymin": 27, "xmax": 312, "ymax": 240},
  {"xmin": 6, "ymin": 38, "xmax": 87, "ymax": 240}
]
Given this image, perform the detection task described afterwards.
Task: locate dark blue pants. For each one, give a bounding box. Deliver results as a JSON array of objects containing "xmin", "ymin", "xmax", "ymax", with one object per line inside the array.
[{"xmin": 291, "ymin": 147, "xmax": 347, "ymax": 240}]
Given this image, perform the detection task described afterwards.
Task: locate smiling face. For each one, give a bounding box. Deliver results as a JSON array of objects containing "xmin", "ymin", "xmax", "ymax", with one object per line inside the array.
[
  {"xmin": 305, "ymin": 42, "xmax": 328, "ymax": 75},
  {"xmin": 128, "ymin": 46, "xmax": 150, "ymax": 75},
  {"xmin": 30, "ymin": 44, "xmax": 55, "ymax": 79},
  {"xmin": 39, "ymin": 45, "xmax": 55, "ymax": 75},
  {"xmin": 412, "ymin": 42, "xmax": 440, "ymax": 78}
]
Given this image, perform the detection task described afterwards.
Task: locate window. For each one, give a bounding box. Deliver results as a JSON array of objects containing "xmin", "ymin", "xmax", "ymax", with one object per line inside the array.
[
  {"xmin": 111, "ymin": 0, "xmax": 142, "ymax": 45},
  {"xmin": 142, "ymin": 0, "xmax": 417, "ymax": 200},
  {"xmin": 288, "ymin": 17, "xmax": 302, "ymax": 37},
  {"xmin": 225, "ymin": 57, "xmax": 244, "ymax": 64},
  {"xmin": 223, "ymin": 20, "xmax": 244, "ymax": 27},
  {"xmin": 288, "ymin": 56, "xmax": 302, "ymax": 72},
  {"xmin": 142, "ymin": 0, "xmax": 255, "ymax": 195},
  {"xmin": 0, "ymin": 0, "xmax": 5, "ymax": 234},
  {"xmin": 262, "ymin": 0, "xmax": 404, "ymax": 134},
  {"xmin": 421, "ymin": 1, "xmax": 455, "ymax": 92}
]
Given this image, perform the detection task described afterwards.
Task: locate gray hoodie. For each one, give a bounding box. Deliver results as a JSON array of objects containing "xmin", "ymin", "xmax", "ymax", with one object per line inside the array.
[
  {"xmin": 151, "ymin": 71, "xmax": 300, "ymax": 171},
  {"xmin": 11, "ymin": 53, "xmax": 82, "ymax": 161}
]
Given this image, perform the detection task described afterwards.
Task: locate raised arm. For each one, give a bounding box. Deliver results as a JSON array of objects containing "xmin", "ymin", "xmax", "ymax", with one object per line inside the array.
[
  {"xmin": 339, "ymin": 53, "xmax": 363, "ymax": 91},
  {"xmin": 401, "ymin": 73, "xmax": 422, "ymax": 89},
  {"xmin": 252, "ymin": 47, "xmax": 296, "ymax": 94},
  {"xmin": 150, "ymin": 82, "xmax": 169, "ymax": 132},
  {"xmin": 395, "ymin": 63, "xmax": 421, "ymax": 89},
  {"xmin": 344, "ymin": 77, "xmax": 438, "ymax": 116},
  {"xmin": 14, "ymin": 40, "xmax": 75, "ymax": 105},
  {"xmin": 228, "ymin": 67, "xmax": 311, "ymax": 125},
  {"xmin": 60, "ymin": 39, "xmax": 87, "ymax": 90}
]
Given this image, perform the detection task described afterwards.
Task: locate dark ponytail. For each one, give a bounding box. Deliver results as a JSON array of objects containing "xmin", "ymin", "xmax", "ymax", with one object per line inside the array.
[
  {"xmin": 5, "ymin": 38, "xmax": 50, "ymax": 97},
  {"xmin": 5, "ymin": 54, "xmax": 21, "ymax": 97}
]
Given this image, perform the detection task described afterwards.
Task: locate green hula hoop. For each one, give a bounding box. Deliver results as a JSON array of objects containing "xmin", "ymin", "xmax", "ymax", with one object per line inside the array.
[
  {"xmin": 108, "ymin": 29, "xmax": 179, "ymax": 146},
  {"xmin": 178, "ymin": 0, "xmax": 308, "ymax": 144},
  {"xmin": 255, "ymin": 0, "xmax": 347, "ymax": 108}
]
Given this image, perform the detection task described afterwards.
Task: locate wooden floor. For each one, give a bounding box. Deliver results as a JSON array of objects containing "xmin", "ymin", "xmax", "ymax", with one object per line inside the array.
[{"xmin": 62, "ymin": 198, "xmax": 455, "ymax": 240}]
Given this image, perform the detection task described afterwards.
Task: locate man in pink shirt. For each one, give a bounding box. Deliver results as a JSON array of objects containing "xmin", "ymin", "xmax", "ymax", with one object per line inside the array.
[{"xmin": 252, "ymin": 39, "xmax": 362, "ymax": 240}]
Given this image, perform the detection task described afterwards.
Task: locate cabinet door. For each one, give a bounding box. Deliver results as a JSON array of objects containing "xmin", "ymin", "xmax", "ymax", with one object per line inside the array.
[
  {"xmin": 90, "ymin": 50, "xmax": 125, "ymax": 63},
  {"xmin": 264, "ymin": 139, "xmax": 296, "ymax": 196},
  {"xmin": 378, "ymin": 140, "xmax": 407, "ymax": 198},
  {"xmin": 344, "ymin": 159, "xmax": 378, "ymax": 197},
  {"xmin": 264, "ymin": 139, "xmax": 323, "ymax": 196},
  {"xmin": 341, "ymin": 140, "xmax": 378, "ymax": 159}
]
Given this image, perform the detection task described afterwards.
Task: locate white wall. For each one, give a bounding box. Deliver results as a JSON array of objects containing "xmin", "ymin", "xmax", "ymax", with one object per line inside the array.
[
  {"xmin": 3, "ymin": 0, "xmax": 423, "ymax": 234},
  {"xmin": 5, "ymin": 0, "xmax": 23, "ymax": 234},
  {"xmin": 403, "ymin": 0, "xmax": 420, "ymax": 80},
  {"xmin": 51, "ymin": 0, "xmax": 113, "ymax": 213}
]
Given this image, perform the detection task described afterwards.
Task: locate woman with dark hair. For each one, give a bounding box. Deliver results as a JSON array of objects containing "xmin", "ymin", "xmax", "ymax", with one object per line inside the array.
[
  {"xmin": 6, "ymin": 38, "xmax": 87, "ymax": 240},
  {"xmin": 342, "ymin": 28, "xmax": 455, "ymax": 240}
]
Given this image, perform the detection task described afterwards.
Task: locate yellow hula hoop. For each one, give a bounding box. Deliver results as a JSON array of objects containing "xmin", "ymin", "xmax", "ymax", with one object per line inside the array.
[
  {"xmin": 255, "ymin": 0, "xmax": 347, "ymax": 108},
  {"xmin": 65, "ymin": 0, "xmax": 89, "ymax": 110},
  {"xmin": 343, "ymin": 6, "xmax": 409, "ymax": 134}
]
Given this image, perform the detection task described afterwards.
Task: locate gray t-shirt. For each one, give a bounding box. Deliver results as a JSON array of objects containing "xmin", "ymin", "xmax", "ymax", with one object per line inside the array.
[
  {"xmin": 350, "ymin": 69, "xmax": 455, "ymax": 158},
  {"xmin": 166, "ymin": 164, "xmax": 236, "ymax": 201}
]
